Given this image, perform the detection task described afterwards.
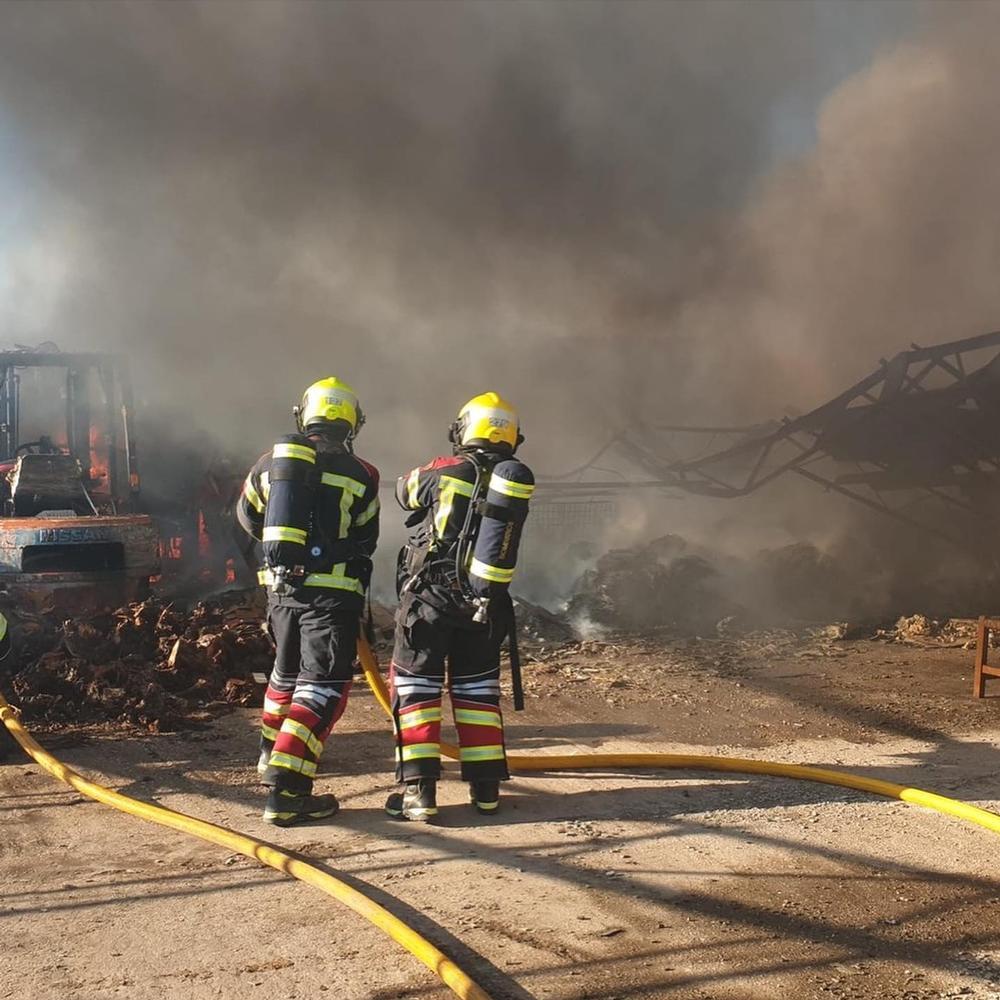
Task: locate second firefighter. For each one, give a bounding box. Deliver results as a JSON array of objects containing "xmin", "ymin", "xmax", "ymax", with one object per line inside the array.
[{"xmin": 387, "ymin": 391, "xmax": 533, "ymax": 821}]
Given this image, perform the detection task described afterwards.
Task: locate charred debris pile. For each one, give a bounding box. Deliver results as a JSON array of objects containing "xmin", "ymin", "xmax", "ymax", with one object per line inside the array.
[
  {"xmin": 564, "ymin": 533, "xmax": 999, "ymax": 641},
  {"xmin": 6, "ymin": 591, "xmax": 273, "ymax": 732}
]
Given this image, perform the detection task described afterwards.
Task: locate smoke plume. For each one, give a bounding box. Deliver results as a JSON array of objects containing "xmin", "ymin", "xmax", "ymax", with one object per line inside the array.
[
  {"xmin": 0, "ymin": 1, "xmax": 921, "ymax": 465},
  {"xmin": 2, "ymin": 1, "xmax": 998, "ymax": 612}
]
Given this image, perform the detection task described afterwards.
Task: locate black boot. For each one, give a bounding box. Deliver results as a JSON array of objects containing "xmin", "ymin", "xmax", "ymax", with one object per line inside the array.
[
  {"xmin": 385, "ymin": 779, "xmax": 438, "ymax": 822},
  {"xmin": 263, "ymin": 788, "xmax": 339, "ymax": 827},
  {"xmin": 469, "ymin": 780, "xmax": 500, "ymax": 815}
]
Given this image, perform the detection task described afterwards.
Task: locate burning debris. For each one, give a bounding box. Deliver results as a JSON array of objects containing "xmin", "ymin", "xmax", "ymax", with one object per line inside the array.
[{"xmin": 6, "ymin": 591, "xmax": 272, "ymax": 732}]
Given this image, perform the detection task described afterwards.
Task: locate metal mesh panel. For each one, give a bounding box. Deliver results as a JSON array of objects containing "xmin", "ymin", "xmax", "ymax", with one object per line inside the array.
[{"xmin": 527, "ymin": 500, "xmax": 616, "ymax": 534}]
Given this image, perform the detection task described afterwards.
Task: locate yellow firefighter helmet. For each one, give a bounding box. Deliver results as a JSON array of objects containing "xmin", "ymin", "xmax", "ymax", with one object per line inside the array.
[
  {"xmin": 295, "ymin": 377, "xmax": 364, "ymax": 437},
  {"xmin": 450, "ymin": 392, "xmax": 522, "ymax": 452}
]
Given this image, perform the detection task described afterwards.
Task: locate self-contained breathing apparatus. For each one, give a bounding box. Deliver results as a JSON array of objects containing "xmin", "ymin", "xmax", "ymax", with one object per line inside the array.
[{"xmin": 262, "ymin": 433, "xmax": 367, "ymax": 598}]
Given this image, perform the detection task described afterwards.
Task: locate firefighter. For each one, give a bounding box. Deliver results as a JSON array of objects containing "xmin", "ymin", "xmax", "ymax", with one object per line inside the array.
[
  {"xmin": 236, "ymin": 377, "xmax": 379, "ymax": 826},
  {"xmin": 387, "ymin": 392, "xmax": 533, "ymax": 821}
]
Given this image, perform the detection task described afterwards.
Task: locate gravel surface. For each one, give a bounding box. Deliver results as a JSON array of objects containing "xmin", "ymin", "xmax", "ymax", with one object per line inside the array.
[{"xmin": 4, "ymin": 635, "xmax": 1000, "ymax": 999}]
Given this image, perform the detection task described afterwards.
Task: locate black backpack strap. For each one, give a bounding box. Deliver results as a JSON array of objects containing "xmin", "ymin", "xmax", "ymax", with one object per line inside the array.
[{"xmin": 506, "ymin": 593, "xmax": 524, "ymax": 712}]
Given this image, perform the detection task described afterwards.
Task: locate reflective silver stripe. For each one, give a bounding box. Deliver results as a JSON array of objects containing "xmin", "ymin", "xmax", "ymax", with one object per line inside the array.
[
  {"xmin": 469, "ymin": 558, "xmax": 514, "ymax": 583},
  {"xmin": 355, "ymin": 496, "xmax": 379, "ymax": 527},
  {"xmin": 261, "ymin": 471, "xmax": 271, "ymax": 500},
  {"xmin": 273, "ymin": 442, "xmax": 316, "ymax": 463},
  {"xmin": 489, "ymin": 473, "xmax": 534, "ymax": 499}
]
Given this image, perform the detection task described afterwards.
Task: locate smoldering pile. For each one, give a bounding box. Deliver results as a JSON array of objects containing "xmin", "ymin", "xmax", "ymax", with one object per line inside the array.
[
  {"xmin": 7, "ymin": 591, "xmax": 273, "ymax": 732},
  {"xmin": 566, "ymin": 535, "xmax": 735, "ymax": 634},
  {"xmin": 562, "ymin": 534, "xmax": 993, "ymax": 634}
]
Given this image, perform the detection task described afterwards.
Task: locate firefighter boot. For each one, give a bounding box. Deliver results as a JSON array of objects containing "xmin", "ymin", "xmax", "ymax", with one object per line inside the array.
[
  {"xmin": 263, "ymin": 788, "xmax": 339, "ymax": 827},
  {"xmin": 469, "ymin": 780, "xmax": 500, "ymax": 815},
  {"xmin": 385, "ymin": 779, "xmax": 438, "ymax": 822},
  {"xmin": 257, "ymin": 749, "xmax": 271, "ymax": 781}
]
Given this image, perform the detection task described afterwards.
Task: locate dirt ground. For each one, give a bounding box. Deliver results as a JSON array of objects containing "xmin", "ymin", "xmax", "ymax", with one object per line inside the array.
[{"xmin": 5, "ymin": 632, "xmax": 1000, "ymax": 1000}]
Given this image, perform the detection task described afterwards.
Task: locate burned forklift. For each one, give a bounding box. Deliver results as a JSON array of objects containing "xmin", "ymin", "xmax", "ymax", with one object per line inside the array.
[{"xmin": 0, "ymin": 349, "xmax": 158, "ymax": 608}]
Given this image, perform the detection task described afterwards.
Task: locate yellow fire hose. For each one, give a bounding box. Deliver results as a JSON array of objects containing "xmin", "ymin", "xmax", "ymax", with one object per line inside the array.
[
  {"xmin": 0, "ymin": 693, "xmax": 492, "ymax": 1000},
  {"xmin": 356, "ymin": 637, "xmax": 1000, "ymax": 837},
  {"xmin": 7, "ymin": 634, "xmax": 1000, "ymax": 1000}
]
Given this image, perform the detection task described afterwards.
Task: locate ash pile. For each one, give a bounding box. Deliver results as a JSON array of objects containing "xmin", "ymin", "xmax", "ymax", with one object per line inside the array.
[{"xmin": 5, "ymin": 590, "xmax": 272, "ymax": 732}]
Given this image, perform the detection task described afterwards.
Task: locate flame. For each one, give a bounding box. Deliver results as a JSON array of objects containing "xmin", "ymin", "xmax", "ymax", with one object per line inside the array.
[
  {"xmin": 197, "ymin": 510, "xmax": 211, "ymax": 559},
  {"xmin": 159, "ymin": 537, "xmax": 184, "ymax": 561},
  {"xmin": 89, "ymin": 425, "xmax": 109, "ymax": 485}
]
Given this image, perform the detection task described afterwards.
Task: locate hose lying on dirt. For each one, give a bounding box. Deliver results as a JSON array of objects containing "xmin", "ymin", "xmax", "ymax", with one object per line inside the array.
[
  {"xmin": 9, "ymin": 635, "xmax": 1000, "ymax": 1000},
  {"xmin": 0, "ymin": 692, "xmax": 492, "ymax": 1000},
  {"xmin": 357, "ymin": 637, "xmax": 1000, "ymax": 838}
]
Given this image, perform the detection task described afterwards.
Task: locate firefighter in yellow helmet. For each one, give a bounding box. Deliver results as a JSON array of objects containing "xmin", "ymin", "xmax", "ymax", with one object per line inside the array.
[
  {"xmin": 386, "ymin": 392, "xmax": 534, "ymax": 821},
  {"xmin": 236, "ymin": 378, "xmax": 380, "ymax": 826}
]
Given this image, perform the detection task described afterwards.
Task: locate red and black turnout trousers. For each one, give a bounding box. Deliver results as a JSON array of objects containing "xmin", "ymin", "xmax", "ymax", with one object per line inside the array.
[
  {"xmin": 260, "ymin": 595, "xmax": 358, "ymax": 794},
  {"xmin": 390, "ymin": 597, "xmax": 509, "ymax": 784}
]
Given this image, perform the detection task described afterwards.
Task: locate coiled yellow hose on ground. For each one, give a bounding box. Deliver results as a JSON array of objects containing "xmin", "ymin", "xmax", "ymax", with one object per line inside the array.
[
  {"xmin": 357, "ymin": 637, "xmax": 1000, "ymax": 837},
  {"xmin": 0, "ymin": 693, "xmax": 492, "ymax": 1000}
]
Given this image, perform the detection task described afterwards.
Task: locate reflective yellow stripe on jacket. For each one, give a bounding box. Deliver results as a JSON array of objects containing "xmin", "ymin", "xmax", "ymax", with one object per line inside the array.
[
  {"xmin": 434, "ymin": 475, "xmax": 475, "ymax": 538},
  {"xmin": 320, "ymin": 472, "xmax": 366, "ymax": 496},
  {"xmin": 243, "ymin": 476, "xmax": 264, "ymax": 513},
  {"xmin": 355, "ymin": 496, "xmax": 379, "ymax": 527},
  {"xmin": 406, "ymin": 468, "xmax": 421, "ymax": 509},
  {"xmin": 469, "ymin": 558, "xmax": 514, "ymax": 584}
]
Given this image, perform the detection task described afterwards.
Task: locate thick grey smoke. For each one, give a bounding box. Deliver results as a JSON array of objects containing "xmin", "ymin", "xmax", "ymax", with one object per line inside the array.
[
  {"xmin": 4, "ymin": 0, "xmax": 998, "ymax": 613},
  {"xmin": 0, "ymin": 0, "xmax": 917, "ymax": 475},
  {"xmin": 670, "ymin": 2, "xmax": 1000, "ymax": 426}
]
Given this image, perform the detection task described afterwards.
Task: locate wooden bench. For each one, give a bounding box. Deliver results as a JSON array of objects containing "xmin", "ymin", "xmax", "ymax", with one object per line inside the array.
[{"xmin": 973, "ymin": 617, "xmax": 1000, "ymax": 697}]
